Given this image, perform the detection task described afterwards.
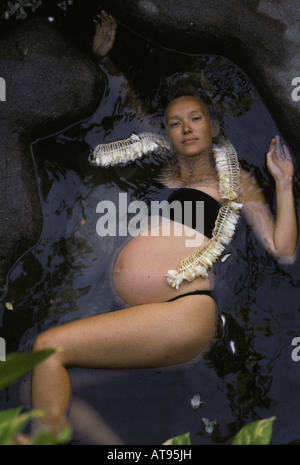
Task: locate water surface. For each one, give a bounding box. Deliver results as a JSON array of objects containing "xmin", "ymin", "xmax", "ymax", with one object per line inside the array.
[{"xmin": 0, "ymin": 20, "xmax": 300, "ymax": 445}]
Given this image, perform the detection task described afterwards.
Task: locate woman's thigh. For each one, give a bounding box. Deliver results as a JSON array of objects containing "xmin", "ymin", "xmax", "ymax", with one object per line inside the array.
[{"xmin": 33, "ymin": 294, "xmax": 216, "ymax": 369}]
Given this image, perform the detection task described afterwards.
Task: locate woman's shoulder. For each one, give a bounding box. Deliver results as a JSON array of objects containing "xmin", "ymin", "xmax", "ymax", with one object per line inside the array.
[
  {"xmin": 239, "ymin": 168, "xmax": 260, "ymax": 197},
  {"xmin": 238, "ymin": 167, "xmax": 270, "ymax": 209}
]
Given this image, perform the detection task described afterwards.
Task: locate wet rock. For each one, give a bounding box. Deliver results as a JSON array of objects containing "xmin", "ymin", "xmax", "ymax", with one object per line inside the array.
[
  {"xmin": 0, "ymin": 16, "xmax": 105, "ymax": 292},
  {"xmin": 101, "ymin": 0, "xmax": 300, "ymax": 163}
]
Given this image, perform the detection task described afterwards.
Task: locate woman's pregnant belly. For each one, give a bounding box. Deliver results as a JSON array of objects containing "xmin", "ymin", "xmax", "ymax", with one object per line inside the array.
[{"xmin": 113, "ymin": 218, "xmax": 211, "ymax": 306}]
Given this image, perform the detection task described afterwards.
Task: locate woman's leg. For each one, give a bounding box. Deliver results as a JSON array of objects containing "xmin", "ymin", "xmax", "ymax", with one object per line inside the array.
[{"xmin": 31, "ymin": 294, "xmax": 215, "ymax": 432}]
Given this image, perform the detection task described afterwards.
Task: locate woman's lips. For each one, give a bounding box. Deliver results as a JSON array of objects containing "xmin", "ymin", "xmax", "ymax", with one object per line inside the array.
[{"xmin": 182, "ymin": 138, "xmax": 198, "ymax": 144}]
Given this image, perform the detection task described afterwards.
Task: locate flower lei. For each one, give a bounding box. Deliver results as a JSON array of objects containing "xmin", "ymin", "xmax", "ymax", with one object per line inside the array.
[
  {"xmin": 90, "ymin": 133, "xmax": 243, "ymax": 289},
  {"xmin": 90, "ymin": 132, "xmax": 171, "ymax": 166},
  {"xmin": 166, "ymin": 137, "xmax": 243, "ymax": 288}
]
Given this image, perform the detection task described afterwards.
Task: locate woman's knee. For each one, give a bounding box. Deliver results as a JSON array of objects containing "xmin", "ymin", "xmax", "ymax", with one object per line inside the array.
[
  {"xmin": 32, "ymin": 328, "xmax": 63, "ymax": 354},
  {"xmin": 32, "ymin": 329, "xmax": 69, "ymax": 369},
  {"xmin": 31, "ymin": 323, "xmax": 79, "ymax": 366},
  {"xmin": 185, "ymin": 299, "xmax": 217, "ymax": 356}
]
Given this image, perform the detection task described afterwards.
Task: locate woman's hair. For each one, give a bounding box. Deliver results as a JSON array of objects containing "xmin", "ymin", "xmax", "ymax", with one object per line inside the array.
[{"xmin": 162, "ymin": 74, "xmax": 224, "ymax": 140}]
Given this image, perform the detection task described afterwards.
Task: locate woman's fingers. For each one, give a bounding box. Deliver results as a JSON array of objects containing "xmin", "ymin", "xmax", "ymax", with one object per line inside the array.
[
  {"xmin": 276, "ymin": 135, "xmax": 288, "ymax": 159},
  {"xmin": 274, "ymin": 135, "xmax": 280, "ymax": 157},
  {"xmin": 266, "ymin": 135, "xmax": 294, "ymax": 181},
  {"xmin": 96, "ymin": 10, "xmax": 117, "ymax": 32},
  {"xmin": 92, "ymin": 10, "xmax": 117, "ymax": 57},
  {"xmin": 283, "ymin": 144, "xmax": 292, "ymax": 160},
  {"xmin": 272, "ymin": 135, "xmax": 292, "ymax": 160},
  {"xmin": 269, "ymin": 135, "xmax": 288, "ymax": 160},
  {"xmin": 95, "ymin": 13, "xmax": 117, "ymax": 43},
  {"xmin": 268, "ymin": 137, "xmax": 276, "ymax": 151},
  {"xmin": 267, "ymin": 138, "xmax": 275, "ymax": 159}
]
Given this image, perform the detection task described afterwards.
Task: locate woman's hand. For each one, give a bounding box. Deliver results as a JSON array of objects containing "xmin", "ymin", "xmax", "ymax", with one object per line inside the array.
[
  {"xmin": 92, "ymin": 10, "xmax": 117, "ymax": 58},
  {"xmin": 266, "ymin": 135, "xmax": 294, "ymax": 185},
  {"xmin": 240, "ymin": 135, "xmax": 298, "ymax": 261}
]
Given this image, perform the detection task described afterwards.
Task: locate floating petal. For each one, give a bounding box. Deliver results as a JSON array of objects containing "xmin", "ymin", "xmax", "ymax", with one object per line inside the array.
[{"xmin": 191, "ymin": 393, "xmax": 205, "ymax": 409}]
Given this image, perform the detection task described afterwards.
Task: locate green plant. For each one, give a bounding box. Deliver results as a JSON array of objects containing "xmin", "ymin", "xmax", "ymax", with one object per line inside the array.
[
  {"xmin": 163, "ymin": 416, "xmax": 276, "ymax": 445},
  {"xmin": 0, "ymin": 349, "xmax": 72, "ymax": 445},
  {"xmin": 163, "ymin": 432, "xmax": 191, "ymax": 445},
  {"xmin": 231, "ymin": 416, "xmax": 276, "ymax": 445}
]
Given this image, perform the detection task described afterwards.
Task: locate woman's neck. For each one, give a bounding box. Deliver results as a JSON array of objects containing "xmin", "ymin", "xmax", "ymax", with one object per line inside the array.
[
  {"xmin": 168, "ymin": 147, "xmax": 218, "ymax": 187},
  {"xmin": 159, "ymin": 144, "xmax": 220, "ymax": 189}
]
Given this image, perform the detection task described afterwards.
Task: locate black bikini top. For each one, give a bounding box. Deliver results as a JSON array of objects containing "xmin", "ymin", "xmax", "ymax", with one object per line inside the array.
[{"xmin": 148, "ymin": 182, "xmax": 221, "ymax": 238}]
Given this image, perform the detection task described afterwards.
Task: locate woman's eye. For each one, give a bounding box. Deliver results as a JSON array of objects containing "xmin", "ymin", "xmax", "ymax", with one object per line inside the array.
[
  {"xmin": 193, "ymin": 116, "xmax": 202, "ymax": 121},
  {"xmin": 169, "ymin": 122, "xmax": 180, "ymax": 128}
]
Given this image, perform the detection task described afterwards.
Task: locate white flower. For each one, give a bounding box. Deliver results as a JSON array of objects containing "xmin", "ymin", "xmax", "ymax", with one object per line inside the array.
[
  {"xmin": 166, "ymin": 139, "xmax": 243, "ymax": 287},
  {"xmin": 90, "ymin": 133, "xmax": 171, "ymax": 167},
  {"xmin": 202, "ymin": 418, "xmax": 217, "ymax": 434},
  {"xmin": 191, "ymin": 393, "xmax": 205, "ymax": 409}
]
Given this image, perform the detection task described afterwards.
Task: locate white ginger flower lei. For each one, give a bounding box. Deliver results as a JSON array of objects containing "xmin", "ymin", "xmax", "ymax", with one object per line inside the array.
[
  {"xmin": 89, "ymin": 132, "xmax": 171, "ymax": 166},
  {"xmin": 166, "ymin": 137, "xmax": 243, "ymax": 289}
]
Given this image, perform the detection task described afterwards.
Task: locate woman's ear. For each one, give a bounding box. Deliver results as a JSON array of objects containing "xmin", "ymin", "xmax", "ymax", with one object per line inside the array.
[{"xmin": 212, "ymin": 121, "xmax": 220, "ymax": 138}]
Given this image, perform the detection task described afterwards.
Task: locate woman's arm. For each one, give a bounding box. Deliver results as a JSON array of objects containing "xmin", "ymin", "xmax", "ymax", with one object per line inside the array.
[
  {"xmin": 92, "ymin": 10, "xmax": 153, "ymax": 129},
  {"xmin": 239, "ymin": 136, "xmax": 298, "ymax": 262},
  {"xmin": 92, "ymin": 10, "xmax": 120, "ymax": 76}
]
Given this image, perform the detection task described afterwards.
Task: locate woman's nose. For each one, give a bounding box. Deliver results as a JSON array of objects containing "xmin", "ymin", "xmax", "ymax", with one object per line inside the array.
[{"xmin": 183, "ymin": 121, "xmax": 192, "ymax": 133}]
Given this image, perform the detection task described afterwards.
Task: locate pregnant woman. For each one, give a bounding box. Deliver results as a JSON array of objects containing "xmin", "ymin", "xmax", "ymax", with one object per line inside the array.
[{"xmin": 30, "ymin": 12, "xmax": 298, "ymax": 434}]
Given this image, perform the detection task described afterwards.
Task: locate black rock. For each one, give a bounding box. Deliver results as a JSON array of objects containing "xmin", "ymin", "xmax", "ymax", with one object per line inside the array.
[{"xmin": 0, "ymin": 16, "xmax": 105, "ymax": 291}]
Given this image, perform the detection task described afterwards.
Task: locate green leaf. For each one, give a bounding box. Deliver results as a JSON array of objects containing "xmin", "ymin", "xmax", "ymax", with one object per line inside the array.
[
  {"xmin": 0, "ymin": 349, "xmax": 56, "ymax": 389},
  {"xmin": 0, "ymin": 408, "xmax": 42, "ymax": 445},
  {"xmin": 29, "ymin": 425, "xmax": 72, "ymax": 445},
  {"xmin": 0, "ymin": 407, "xmax": 23, "ymax": 437},
  {"xmin": 231, "ymin": 417, "xmax": 276, "ymax": 445},
  {"xmin": 163, "ymin": 432, "xmax": 191, "ymax": 445},
  {"xmin": 0, "ymin": 407, "xmax": 71, "ymax": 445}
]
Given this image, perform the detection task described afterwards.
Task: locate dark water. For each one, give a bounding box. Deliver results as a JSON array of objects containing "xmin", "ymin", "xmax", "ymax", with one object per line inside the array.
[{"xmin": 0, "ymin": 9, "xmax": 300, "ymax": 445}]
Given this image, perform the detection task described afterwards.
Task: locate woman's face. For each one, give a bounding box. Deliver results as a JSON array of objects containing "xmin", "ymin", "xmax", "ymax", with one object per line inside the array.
[{"xmin": 166, "ymin": 96, "xmax": 217, "ymax": 158}]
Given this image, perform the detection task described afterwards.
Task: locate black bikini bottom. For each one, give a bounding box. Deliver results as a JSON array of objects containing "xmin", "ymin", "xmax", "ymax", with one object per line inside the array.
[{"xmin": 167, "ymin": 290, "xmax": 212, "ymax": 302}]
